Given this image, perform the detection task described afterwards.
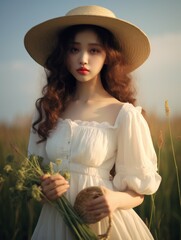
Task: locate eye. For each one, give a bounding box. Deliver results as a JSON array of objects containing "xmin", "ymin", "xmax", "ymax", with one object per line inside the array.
[
  {"xmin": 69, "ymin": 47, "xmax": 79, "ymax": 54},
  {"xmin": 90, "ymin": 48, "xmax": 101, "ymax": 54}
]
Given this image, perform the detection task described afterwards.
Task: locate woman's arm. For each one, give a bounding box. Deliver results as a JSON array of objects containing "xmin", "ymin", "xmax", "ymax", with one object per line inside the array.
[{"xmin": 85, "ymin": 187, "xmax": 144, "ymax": 223}]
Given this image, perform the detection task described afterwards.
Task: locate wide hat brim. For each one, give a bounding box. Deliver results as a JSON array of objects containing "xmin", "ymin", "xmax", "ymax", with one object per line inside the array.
[{"xmin": 24, "ymin": 5, "xmax": 150, "ymax": 72}]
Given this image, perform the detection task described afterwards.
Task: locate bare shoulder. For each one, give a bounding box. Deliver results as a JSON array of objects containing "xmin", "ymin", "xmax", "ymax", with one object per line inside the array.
[
  {"xmin": 104, "ymin": 96, "xmax": 125, "ymax": 109},
  {"xmin": 97, "ymin": 97, "xmax": 125, "ymax": 124}
]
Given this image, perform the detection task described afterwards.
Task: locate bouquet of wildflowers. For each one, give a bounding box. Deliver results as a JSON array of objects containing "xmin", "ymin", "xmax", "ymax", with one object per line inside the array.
[{"xmin": 0, "ymin": 146, "xmax": 99, "ymax": 240}]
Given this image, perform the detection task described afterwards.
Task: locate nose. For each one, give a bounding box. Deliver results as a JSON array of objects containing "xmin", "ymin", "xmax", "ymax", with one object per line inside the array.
[{"xmin": 79, "ymin": 51, "xmax": 88, "ymax": 65}]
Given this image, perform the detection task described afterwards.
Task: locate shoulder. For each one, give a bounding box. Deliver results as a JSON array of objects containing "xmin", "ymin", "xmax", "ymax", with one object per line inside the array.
[
  {"xmin": 122, "ymin": 103, "xmax": 142, "ymax": 115},
  {"xmin": 116, "ymin": 102, "xmax": 142, "ymax": 119},
  {"xmin": 105, "ymin": 97, "xmax": 141, "ymax": 115},
  {"xmin": 104, "ymin": 96, "xmax": 125, "ymax": 112},
  {"xmin": 101, "ymin": 96, "xmax": 143, "ymax": 122},
  {"xmin": 115, "ymin": 102, "xmax": 145, "ymax": 128}
]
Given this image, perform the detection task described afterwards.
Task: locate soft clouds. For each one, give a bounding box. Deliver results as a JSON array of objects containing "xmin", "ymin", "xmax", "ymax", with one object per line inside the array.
[
  {"xmin": 147, "ymin": 32, "xmax": 181, "ymax": 71},
  {"xmin": 0, "ymin": 60, "xmax": 43, "ymax": 122},
  {"xmin": 136, "ymin": 32, "xmax": 181, "ymax": 116}
]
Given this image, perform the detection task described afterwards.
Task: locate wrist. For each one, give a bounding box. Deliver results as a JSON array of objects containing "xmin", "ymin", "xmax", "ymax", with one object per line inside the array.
[{"xmin": 111, "ymin": 190, "xmax": 144, "ymax": 210}]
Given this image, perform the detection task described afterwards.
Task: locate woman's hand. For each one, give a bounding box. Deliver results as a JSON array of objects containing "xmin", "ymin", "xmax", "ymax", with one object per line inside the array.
[
  {"xmin": 85, "ymin": 187, "xmax": 117, "ymax": 223},
  {"xmin": 85, "ymin": 186, "xmax": 144, "ymax": 223},
  {"xmin": 41, "ymin": 173, "xmax": 70, "ymax": 200}
]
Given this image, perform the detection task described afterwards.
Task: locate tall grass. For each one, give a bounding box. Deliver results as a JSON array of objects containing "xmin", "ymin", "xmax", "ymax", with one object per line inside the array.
[
  {"xmin": 135, "ymin": 111, "xmax": 181, "ymax": 240},
  {"xmin": 0, "ymin": 118, "xmax": 41, "ymax": 240},
  {"xmin": 0, "ymin": 113, "xmax": 180, "ymax": 240}
]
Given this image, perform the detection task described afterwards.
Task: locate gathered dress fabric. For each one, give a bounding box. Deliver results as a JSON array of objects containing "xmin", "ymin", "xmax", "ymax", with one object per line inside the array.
[{"xmin": 28, "ymin": 103, "xmax": 161, "ymax": 240}]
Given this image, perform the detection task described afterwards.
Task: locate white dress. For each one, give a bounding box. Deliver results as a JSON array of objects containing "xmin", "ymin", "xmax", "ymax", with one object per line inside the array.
[{"xmin": 28, "ymin": 103, "xmax": 161, "ymax": 240}]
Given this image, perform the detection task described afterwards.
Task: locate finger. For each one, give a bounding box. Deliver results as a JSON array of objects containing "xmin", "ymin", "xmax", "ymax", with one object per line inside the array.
[
  {"xmin": 46, "ymin": 185, "xmax": 70, "ymax": 200},
  {"xmin": 43, "ymin": 174, "xmax": 65, "ymax": 181},
  {"xmin": 49, "ymin": 174, "xmax": 65, "ymax": 180},
  {"xmin": 42, "ymin": 180, "xmax": 69, "ymax": 194},
  {"xmin": 41, "ymin": 174, "xmax": 50, "ymax": 180},
  {"xmin": 43, "ymin": 182, "xmax": 70, "ymax": 197},
  {"xmin": 87, "ymin": 202, "xmax": 107, "ymax": 210},
  {"xmin": 41, "ymin": 175, "xmax": 68, "ymax": 188},
  {"xmin": 86, "ymin": 196, "xmax": 105, "ymax": 206},
  {"xmin": 92, "ymin": 208, "xmax": 110, "ymax": 215},
  {"xmin": 41, "ymin": 173, "xmax": 65, "ymax": 181},
  {"xmin": 84, "ymin": 211, "xmax": 108, "ymax": 223},
  {"xmin": 41, "ymin": 176, "xmax": 69, "ymax": 194},
  {"xmin": 86, "ymin": 197, "xmax": 108, "ymax": 210},
  {"xmin": 86, "ymin": 202, "xmax": 110, "ymax": 215},
  {"xmin": 42, "ymin": 178, "xmax": 68, "ymax": 189}
]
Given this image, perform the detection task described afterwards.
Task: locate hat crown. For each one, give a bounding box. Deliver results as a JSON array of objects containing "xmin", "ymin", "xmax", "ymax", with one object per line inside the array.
[{"xmin": 66, "ymin": 5, "xmax": 116, "ymax": 18}]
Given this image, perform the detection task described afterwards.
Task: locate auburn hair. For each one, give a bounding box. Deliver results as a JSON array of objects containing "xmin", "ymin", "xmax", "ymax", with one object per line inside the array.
[{"xmin": 33, "ymin": 25, "xmax": 136, "ymax": 142}]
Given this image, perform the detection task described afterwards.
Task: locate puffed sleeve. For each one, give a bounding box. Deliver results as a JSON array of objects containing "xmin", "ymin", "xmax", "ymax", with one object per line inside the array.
[
  {"xmin": 113, "ymin": 104, "xmax": 161, "ymax": 195},
  {"xmin": 28, "ymin": 109, "xmax": 49, "ymax": 165}
]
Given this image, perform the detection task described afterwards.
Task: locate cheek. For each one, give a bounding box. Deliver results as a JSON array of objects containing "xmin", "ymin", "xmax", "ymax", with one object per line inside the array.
[{"xmin": 94, "ymin": 58, "xmax": 106, "ymax": 69}]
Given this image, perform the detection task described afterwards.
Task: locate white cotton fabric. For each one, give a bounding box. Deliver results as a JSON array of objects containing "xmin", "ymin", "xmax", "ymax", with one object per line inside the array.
[{"xmin": 28, "ymin": 103, "xmax": 161, "ymax": 240}]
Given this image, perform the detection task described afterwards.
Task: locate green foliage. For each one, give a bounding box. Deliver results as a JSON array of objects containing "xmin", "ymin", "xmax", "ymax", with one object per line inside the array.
[
  {"xmin": 0, "ymin": 114, "xmax": 180, "ymax": 240},
  {"xmin": 135, "ymin": 114, "xmax": 181, "ymax": 240},
  {"xmin": 0, "ymin": 121, "xmax": 41, "ymax": 240}
]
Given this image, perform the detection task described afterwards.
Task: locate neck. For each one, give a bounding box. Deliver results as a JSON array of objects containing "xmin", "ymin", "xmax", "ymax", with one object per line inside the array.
[{"xmin": 73, "ymin": 76, "xmax": 109, "ymax": 102}]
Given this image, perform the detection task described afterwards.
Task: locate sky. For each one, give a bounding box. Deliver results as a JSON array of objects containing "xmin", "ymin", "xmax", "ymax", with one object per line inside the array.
[{"xmin": 0, "ymin": 0, "xmax": 181, "ymax": 123}]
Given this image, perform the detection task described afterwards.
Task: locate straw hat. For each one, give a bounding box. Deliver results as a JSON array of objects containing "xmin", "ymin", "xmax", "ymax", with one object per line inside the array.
[{"xmin": 24, "ymin": 5, "xmax": 150, "ymax": 72}]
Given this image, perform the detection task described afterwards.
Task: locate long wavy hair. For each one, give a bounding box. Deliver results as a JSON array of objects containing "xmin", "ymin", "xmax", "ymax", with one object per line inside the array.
[{"xmin": 33, "ymin": 24, "xmax": 136, "ymax": 142}]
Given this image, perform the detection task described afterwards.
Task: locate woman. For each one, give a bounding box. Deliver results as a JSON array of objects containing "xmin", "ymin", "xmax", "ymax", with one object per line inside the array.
[{"xmin": 25, "ymin": 5, "xmax": 161, "ymax": 239}]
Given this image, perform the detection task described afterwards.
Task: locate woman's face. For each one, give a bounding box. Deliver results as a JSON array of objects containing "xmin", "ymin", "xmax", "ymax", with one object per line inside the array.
[{"xmin": 66, "ymin": 29, "xmax": 106, "ymax": 83}]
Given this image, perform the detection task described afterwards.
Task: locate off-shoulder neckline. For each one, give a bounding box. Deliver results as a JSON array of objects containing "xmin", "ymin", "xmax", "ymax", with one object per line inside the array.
[{"xmin": 58, "ymin": 103, "xmax": 139, "ymax": 128}]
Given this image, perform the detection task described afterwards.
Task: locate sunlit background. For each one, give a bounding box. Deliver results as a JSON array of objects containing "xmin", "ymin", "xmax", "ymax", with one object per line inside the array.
[{"xmin": 0, "ymin": 0, "xmax": 181, "ymax": 123}]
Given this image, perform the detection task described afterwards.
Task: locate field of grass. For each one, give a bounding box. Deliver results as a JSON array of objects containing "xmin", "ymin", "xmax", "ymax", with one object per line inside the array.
[
  {"xmin": 136, "ymin": 113, "xmax": 181, "ymax": 240},
  {"xmin": 0, "ymin": 112, "xmax": 180, "ymax": 240}
]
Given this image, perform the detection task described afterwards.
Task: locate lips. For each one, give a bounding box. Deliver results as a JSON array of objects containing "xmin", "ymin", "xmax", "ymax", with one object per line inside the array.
[{"xmin": 77, "ymin": 67, "xmax": 89, "ymax": 75}]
